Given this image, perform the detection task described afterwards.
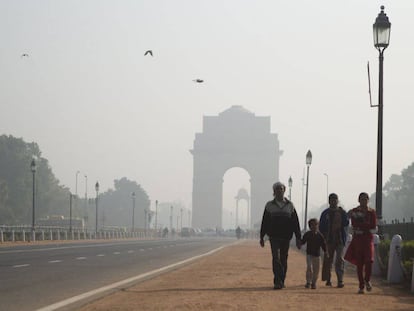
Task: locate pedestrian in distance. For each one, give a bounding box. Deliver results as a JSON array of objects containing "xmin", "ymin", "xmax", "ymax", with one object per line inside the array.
[
  {"xmin": 319, "ymin": 193, "xmax": 349, "ymax": 288},
  {"xmin": 236, "ymin": 226, "xmax": 242, "ymax": 239},
  {"xmin": 260, "ymin": 181, "xmax": 301, "ymax": 290},
  {"xmin": 344, "ymin": 192, "xmax": 377, "ymax": 294},
  {"xmin": 301, "ymin": 218, "xmax": 327, "ymax": 289}
]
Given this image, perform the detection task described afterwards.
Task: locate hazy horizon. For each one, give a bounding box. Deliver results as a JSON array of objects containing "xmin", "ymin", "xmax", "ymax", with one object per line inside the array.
[{"xmin": 1, "ymin": 1, "xmax": 413, "ymax": 228}]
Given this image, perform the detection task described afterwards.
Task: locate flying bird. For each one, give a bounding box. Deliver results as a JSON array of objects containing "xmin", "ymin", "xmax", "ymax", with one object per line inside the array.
[
  {"xmin": 193, "ymin": 79, "xmax": 204, "ymax": 83},
  {"xmin": 144, "ymin": 50, "xmax": 153, "ymax": 56},
  {"xmin": 21, "ymin": 53, "xmax": 29, "ymax": 58}
]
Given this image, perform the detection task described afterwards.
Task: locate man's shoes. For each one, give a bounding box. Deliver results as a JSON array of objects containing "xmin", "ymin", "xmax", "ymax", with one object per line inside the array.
[
  {"xmin": 325, "ymin": 280, "xmax": 332, "ymax": 286},
  {"xmin": 305, "ymin": 283, "xmax": 310, "ymax": 288},
  {"xmin": 273, "ymin": 283, "xmax": 283, "ymax": 290},
  {"xmin": 311, "ymin": 283, "xmax": 316, "ymax": 289},
  {"xmin": 358, "ymin": 288, "xmax": 364, "ymax": 294},
  {"xmin": 365, "ymin": 281, "xmax": 372, "ymax": 292},
  {"xmin": 337, "ymin": 282, "xmax": 344, "ymax": 288}
]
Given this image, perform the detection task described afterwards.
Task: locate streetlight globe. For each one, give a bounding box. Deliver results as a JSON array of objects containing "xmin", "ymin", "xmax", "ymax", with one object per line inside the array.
[
  {"xmin": 30, "ymin": 158, "xmax": 36, "ymax": 172},
  {"xmin": 288, "ymin": 176, "xmax": 293, "ymax": 188},
  {"xmin": 373, "ymin": 5, "xmax": 391, "ymax": 49},
  {"xmin": 132, "ymin": 191, "xmax": 136, "ymax": 198},
  {"xmin": 306, "ymin": 150, "xmax": 312, "ymax": 165},
  {"xmin": 95, "ymin": 181, "xmax": 99, "ymax": 192}
]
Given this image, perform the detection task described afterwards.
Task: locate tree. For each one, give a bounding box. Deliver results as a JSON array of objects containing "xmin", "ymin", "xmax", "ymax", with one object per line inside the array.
[
  {"xmin": 99, "ymin": 177, "xmax": 150, "ymax": 229},
  {"xmin": 0, "ymin": 135, "xmax": 72, "ymax": 225},
  {"xmin": 382, "ymin": 162, "xmax": 414, "ymax": 222}
]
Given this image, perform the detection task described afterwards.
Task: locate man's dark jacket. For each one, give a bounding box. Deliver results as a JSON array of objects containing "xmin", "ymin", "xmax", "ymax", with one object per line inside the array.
[{"xmin": 260, "ymin": 198, "xmax": 301, "ymax": 241}]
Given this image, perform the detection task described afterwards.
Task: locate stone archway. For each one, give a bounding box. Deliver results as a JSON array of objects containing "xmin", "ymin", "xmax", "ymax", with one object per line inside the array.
[
  {"xmin": 190, "ymin": 106, "xmax": 282, "ymax": 229},
  {"xmin": 235, "ymin": 188, "xmax": 250, "ymax": 229}
]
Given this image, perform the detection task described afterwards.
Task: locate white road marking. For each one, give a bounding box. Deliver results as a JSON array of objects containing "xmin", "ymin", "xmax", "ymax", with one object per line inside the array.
[
  {"xmin": 97, "ymin": 254, "xmax": 105, "ymax": 257},
  {"xmin": 48, "ymin": 260, "xmax": 62, "ymax": 263},
  {"xmin": 13, "ymin": 264, "xmax": 30, "ymax": 268},
  {"xmin": 139, "ymin": 248, "xmax": 145, "ymax": 251},
  {"xmin": 35, "ymin": 245, "xmax": 227, "ymax": 311},
  {"xmin": 127, "ymin": 250, "xmax": 134, "ymax": 253},
  {"xmin": 113, "ymin": 252, "xmax": 120, "ymax": 255},
  {"xmin": 76, "ymin": 257, "xmax": 86, "ymax": 260}
]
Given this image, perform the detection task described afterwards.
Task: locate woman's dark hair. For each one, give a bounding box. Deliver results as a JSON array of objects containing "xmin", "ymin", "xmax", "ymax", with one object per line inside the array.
[{"xmin": 358, "ymin": 192, "xmax": 369, "ymax": 200}]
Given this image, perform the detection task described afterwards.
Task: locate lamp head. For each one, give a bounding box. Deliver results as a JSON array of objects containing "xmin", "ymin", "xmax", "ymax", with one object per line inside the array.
[
  {"xmin": 30, "ymin": 158, "xmax": 37, "ymax": 173},
  {"xmin": 95, "ymin": 181, "xmax": 99, "ymax": 192},
  {"xmin": 288, "ymin": 176, "xmax": 293, "ymax": 187},
  {"xmin": 306, "ymin": 150, "xmax": 312, "ymax": 165},
  {"xmin": 373, "ymin": 5, "xmax": 391, "ymax": 50}
]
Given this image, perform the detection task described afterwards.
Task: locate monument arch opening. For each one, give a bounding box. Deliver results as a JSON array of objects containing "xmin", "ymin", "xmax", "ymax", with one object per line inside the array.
[
  {"xmin": 190, "ymin": 105, "xmax": 282, "ymax": 230},
  {"xmin": 222, "ymin": 167, "xmax": 250, "ymax": 230}
]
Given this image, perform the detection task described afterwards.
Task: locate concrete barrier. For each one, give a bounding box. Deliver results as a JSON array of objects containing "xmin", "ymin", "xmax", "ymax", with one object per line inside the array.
[{"xmin": 387, "ymin": 234, "xmax": 404, "ymax": 283}]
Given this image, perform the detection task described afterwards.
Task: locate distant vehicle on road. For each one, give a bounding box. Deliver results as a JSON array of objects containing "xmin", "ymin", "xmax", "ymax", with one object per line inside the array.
[{"xmin": 181, "ymin": 227, "xmax": 195, "ymax": 237}]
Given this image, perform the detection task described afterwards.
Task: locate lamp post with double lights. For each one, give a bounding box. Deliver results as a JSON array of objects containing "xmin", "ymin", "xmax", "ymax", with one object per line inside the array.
[
  {"xmin": 304, "ymin": 150, "xmax": 312, "ymax": 230},
  {"xmin": 373, "ymin": 6, "xmax": 391, "ymax": 222},
  {"xmin": 288, "ymin": 176, "xmax": 293, "ymax": 200},
  {"xmin": 30, "ymin": 158, "xmax": 37, "ymax": 241},
  {"xmin": 131, "ymin": 192, "xmax": 136, "ymax": 231},
  {"xmin": 95, "ymin": 181, "xmax": 99, "ymax": 235}
]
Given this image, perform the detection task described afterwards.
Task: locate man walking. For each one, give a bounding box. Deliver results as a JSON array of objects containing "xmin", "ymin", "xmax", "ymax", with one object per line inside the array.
[
  {"xmin": 319, "ymin": 193, "xmax": 349, "ymax": 288},
  {"xmin": 260, "ymin": 182, "xmax": 301, "ymax": 289}
]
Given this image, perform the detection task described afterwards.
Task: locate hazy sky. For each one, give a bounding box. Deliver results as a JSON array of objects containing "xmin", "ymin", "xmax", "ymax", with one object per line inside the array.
[{"xmin": 1, "ymin": 1, "xmax": 413, "ymax": 228}]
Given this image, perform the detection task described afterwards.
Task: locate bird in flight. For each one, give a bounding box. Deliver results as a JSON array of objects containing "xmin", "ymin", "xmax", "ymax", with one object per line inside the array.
[
  {"xmin": 193, "ymin": 79, "xmax": 204, "ymax": 83},
  {"xmin": 21, "ymin": 53, "xmax": 29, "ymax": 58},
  {"xmin": 144, "ymin": 50, "xmax": 153, "ymax": 56}
]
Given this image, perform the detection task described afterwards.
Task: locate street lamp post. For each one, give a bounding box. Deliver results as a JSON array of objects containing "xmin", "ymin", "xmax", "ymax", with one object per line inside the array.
[
  {"xmin": 155, "ymin": 200, "xmax": 158, "ymax": 232},
  {"xmin": 95, "ymin": 181, "xmax": 99, "ymax": 235},
  {"xmin": 69, "ymin": 192, "xmax": 73, "ymax": 233},
  {"xmin": 373, "ymin": 6, "xmax": 391, "ymax": 222},
  {"xmin": 180, "ymin": 208, "xmax": 183, "ymax": 231},
  {"xmin": 170, "ymin": 206, "xmax": 173, "ymax": 233},
  {"xmin": 304, "ymin": 150, "xmax": 312, "ymax": 230},
  {"xmin": 131, "ymin": 192, "xmax": 136, "ymax": 231},
  {"xmin": 288, "ymin": 176, "xmax": 293, "ymax": 200},
  {"xmin": 75, "ymin": 170, "xmax": 80, "ymax": 197},
  {"xmin": 324, "ymin": 173, "xmax": 329, "ymax": 205},
  {"xmin": 30, "ymin": 158, "xmax": 36, "ymax": 241},
  {"xmin": 144, "ymin": 209, "xmax": 148, "ymax": 233},
  {"xmin": 75, "ymin": 170, "xmax": 80, "ymax": 221},
  {"xmin": 84, "ymin": 175, "xmax": 88, "ymax": 226}
]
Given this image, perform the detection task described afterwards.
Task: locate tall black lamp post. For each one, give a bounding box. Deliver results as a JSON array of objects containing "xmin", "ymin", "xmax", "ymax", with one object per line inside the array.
[
  {"xmin": 304, "ymin": 150, "xmax": 312, "ymax": 230},
  {"xmin": 95, "ymin": 181, "xmax": 99, "ymax": 235},
  {"xmin": 30, "ymin": 158, "xmax": 36, "ymax": 241},
  {"xmin": 373, "ymin": 6, "xmax": 391, "ymax": 222},
  {"xmin": 288, "ymin": 176, "xmax": 293, "ymax": 200}
]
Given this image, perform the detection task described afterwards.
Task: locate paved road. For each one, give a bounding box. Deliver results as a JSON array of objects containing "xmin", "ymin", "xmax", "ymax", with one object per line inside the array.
[{"xmin": 0, "ymin": 238, "xmax": 234, "ymax": 311}]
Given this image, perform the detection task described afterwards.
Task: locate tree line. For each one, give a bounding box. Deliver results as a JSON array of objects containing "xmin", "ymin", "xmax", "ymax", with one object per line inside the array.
[{"xmin": 0, "ymin": 135, "xmax": 150, "ymax": 228}]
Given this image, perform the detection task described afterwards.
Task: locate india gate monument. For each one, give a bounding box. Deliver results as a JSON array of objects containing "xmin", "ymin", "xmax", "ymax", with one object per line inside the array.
[{"xmin": 190, "ymin": 105, "xmax": 282, "ymax": 229}]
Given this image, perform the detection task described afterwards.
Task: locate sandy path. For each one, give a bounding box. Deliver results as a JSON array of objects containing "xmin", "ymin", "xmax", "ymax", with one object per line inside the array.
[{"xmin": 76, "ymin": 240, "xmax": 414, "ymax": 311}]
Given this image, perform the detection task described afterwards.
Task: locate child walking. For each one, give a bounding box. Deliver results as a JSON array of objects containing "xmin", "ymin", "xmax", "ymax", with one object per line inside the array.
[{"xmin": 301, "ymin": 218, "xmax": 327, "ymax": 289}]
